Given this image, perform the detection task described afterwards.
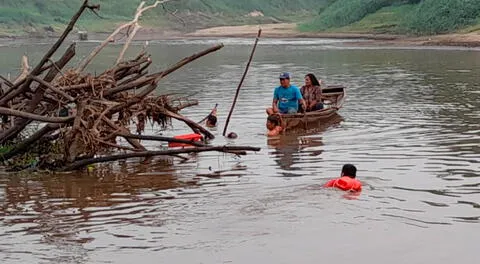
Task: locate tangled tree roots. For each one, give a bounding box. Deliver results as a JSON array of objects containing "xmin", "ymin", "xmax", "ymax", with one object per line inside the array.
[{"xmin": 0, "ymin": 0, "xmax": 259, "ymax": 171}]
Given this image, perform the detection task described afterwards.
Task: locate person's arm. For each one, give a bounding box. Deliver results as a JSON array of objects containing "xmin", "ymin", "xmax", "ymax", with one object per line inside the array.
[
  {"xmin": 324, "ymin": 179, "xmax": 336, "ymax": 187},
  {"xmin": 272, "ymin": 88, "xmax": 280, "ymax": 113},
  {"xmin": 296, "ymin": 87, "xmax": 307, "ymax": 111},
  {"xmin": 272, "ymin": 99, "xmax": 279, "ymax": 113},
  {"xmin": 300, "ymin": 98, "xmax": 307, "ymax": 112},
  {"xmin": 267, "ymin": 126, "xmax": 283, "ymax": 136}
]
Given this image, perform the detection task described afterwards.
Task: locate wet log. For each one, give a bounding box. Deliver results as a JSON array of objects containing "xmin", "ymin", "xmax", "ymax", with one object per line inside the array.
[
  {"xmin": 31, "ymin": 76, "xmax": 75, "ymax": 102},
  {"xmin": 61, "ymin": 146, "xmax": 261, "ymax": 171},
  {"xmin": 104, "ymin": 44, "xmax": 224, "ymax": 97},
  {"xmin": 0, "ymin": 75, "xmax": 14, "ymax": 88},
  {"xmin": 164, "ymin": 109, "xmax": 214, "ymax": 139},
  {"xmin": 117, "ymin": 132, "xmax": 206, "ymax": 147},
  {"xmin": 0, "ymin": 107, "xmax": 73, "ymax": 123},
  {"xmin": 101, "ymin": 116, "xmax": 147, "ymax": 151}
]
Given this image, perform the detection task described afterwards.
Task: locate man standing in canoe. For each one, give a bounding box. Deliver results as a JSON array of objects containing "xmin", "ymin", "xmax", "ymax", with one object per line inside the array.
[{"xmin": 267, "ymin": 72, "xmax": 306, "ymax": 115}]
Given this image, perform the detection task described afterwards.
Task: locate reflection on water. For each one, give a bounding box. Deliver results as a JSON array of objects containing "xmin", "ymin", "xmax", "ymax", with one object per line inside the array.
[
  {"xmin": 1, "ymin": 38, "xmax": 480, "ymax": 263},
  {"xmin": 267, "ymin": 114, "xmax": 343, "ymax": 176}
]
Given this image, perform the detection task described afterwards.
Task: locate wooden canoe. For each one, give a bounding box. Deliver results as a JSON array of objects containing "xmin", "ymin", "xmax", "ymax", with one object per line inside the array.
[{"xmin": 279, "ymin": 85, "xmax": 346, "ymax": 132}]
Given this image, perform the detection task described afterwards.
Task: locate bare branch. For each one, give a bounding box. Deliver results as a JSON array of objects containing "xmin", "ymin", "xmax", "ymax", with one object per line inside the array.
[
  {"xmin": 0, "ymin": 75, "xmax": 14, "ymax": 88},
  {"xmin": 13, "ymin": 55, "xmax": 30, "ymax": 85},
  {"xmin": 78, "ymin": 0, "xmax": 172, "ymax": 72},
  {"xmin": 0, "ymin": 107, "xmax": 74, "ymax": 123},
  {"xmin": 31, "ymin": 76, "xmax": 75, "ymax": 102}
]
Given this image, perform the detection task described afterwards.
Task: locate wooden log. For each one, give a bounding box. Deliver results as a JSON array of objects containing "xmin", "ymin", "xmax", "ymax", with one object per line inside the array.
[
  {"xmin": 0, "ymin": 75, "xmax": 14, "ymax": 88},
  {"xmin": 0, "ymin": 107, "xmax": 73, "ymax": 123},
  {"xmin": 61, "ymin": 145, "xmax": 261, "ymax": 171},
  {"xmin": 104, "ymin": 44, "xmax": 224, "ymax": 97},
  {"xmin": 31, "ymin": 76, "xmax": 75, "ymax": 102},
  {"xmin": 164, "ymin": 109, "xmax": 214, "ymax": 139},
  {"xmin": 101, "ymin": 116, "xmax": 147, "ymax": 151}
]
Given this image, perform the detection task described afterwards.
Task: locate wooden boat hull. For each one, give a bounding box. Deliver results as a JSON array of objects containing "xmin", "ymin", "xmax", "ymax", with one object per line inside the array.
[{"xmin": 279, "ymin": 85, "xmax": 346, "ymax": 132}]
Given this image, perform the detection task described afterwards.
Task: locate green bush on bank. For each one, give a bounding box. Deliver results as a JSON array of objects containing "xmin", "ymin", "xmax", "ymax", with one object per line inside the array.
[
  {"xmin": 404, "ymin": 0, "xmax": 480, "ymax": 35},
  {"xmin": 0, "ymin": 0, "xmax": 327, "ymax": 36},
  {"xmin": 301, "ymin": 0, "xmax": 480, "ymax": 35},
  {"xmin": 0, "ymin": 0, "xmax": 324, "ymax": 26},
  {"xmin": 300, "ymin": 0, "xmax": 401, "ymax": 31}
]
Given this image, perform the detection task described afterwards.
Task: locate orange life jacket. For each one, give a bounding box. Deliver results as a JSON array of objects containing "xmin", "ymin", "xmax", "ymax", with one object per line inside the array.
[
  {"xmin": 324, "ymin": 176, "xmax": 362, "ymax": 192},
  {"xmin": 168, "ymin": 133, "xmax": 203, "ymax": 148}
]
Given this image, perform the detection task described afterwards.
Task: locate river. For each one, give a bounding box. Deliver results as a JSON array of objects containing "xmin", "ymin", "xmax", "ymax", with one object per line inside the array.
[{"xmin": 0, "ymin": 38, "xmax": 479, "ymax": 263}]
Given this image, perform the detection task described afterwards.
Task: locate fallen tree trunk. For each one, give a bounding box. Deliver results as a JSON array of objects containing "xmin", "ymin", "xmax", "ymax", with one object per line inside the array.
[{"xmin": 62, "ymin": 146, "xmax": 261, "ymax": 171}]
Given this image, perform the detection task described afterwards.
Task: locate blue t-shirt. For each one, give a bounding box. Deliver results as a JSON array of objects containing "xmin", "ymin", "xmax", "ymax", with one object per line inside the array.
[{"xmin": 273, "ymin": 85, "xmax": 303, "ymax": 114}]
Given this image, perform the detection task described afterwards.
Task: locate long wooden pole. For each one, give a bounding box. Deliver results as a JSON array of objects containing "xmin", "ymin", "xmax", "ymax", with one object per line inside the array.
[{"xmin": 222, "ymin": 29, "xmax": 261, "ymax": 136}]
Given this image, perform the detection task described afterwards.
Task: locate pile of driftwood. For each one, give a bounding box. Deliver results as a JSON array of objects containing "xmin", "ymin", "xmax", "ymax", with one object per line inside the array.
[{"xmin": 0, "ymin": 0, "xmax": 259, "ymax": 171}]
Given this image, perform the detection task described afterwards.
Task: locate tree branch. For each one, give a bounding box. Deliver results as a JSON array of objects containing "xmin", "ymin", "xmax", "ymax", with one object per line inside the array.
[
  {"xmin": 0, "ymin": 107, "xmax": 74, "ymax": 123},
  {"xmin": 31, "ymin": 76, "xmax": 75, "ymax": 102},
  {"xmin": 61, "ymin": 146, "xmax": 260, "ymax": 171}
]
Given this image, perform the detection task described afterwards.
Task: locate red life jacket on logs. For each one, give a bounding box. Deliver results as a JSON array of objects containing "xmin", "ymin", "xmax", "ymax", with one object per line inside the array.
[{"xmin": 324, "ymin": 176, "xmax": 362, "ymax": 192}]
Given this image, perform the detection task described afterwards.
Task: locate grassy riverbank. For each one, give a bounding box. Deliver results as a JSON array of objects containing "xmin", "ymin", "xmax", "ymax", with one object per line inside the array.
[
  {"xmin": 0, "ymin": 0, "xmax": 324, "ymax": 38},
  {"xmin": 2, "ymin": 0, "xmax": 480, "ymax": 48},
  {"xmin": 300, "ymin": 0, "xmax": 480, "ymax": 36}
]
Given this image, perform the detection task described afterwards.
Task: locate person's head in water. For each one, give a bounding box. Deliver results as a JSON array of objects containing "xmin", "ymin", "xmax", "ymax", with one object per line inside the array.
[
  {"xmin": 266, "ymin": 114, "xmax": 281, "ymax": 131},
  {"xmin": 279, "ymin": 72, "xmax": 291, "ymax": 88},
  {"xmin": 341, "ymin": 164, "xmax": 357, "ymax": 178},
  {"xmin": 227, "ymin": 132, "xmax": 238, "ymax": 139},
  {"xmin": 206, "ymin": 114, "xmax": 217, "ymax": 127},
  {"xmin": 304, "ymin": 73, "xmax": 320, "ymax": 87}
]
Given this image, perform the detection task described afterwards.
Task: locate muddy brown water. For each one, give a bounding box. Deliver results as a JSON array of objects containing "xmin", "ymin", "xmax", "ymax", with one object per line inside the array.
[{"xmin": 1, "ymin": 38, "xmax": 479, "ymax": 263}]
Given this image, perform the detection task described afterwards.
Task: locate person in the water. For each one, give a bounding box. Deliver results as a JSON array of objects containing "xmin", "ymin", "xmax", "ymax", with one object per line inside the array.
[
  {"xmin": 324, "ymin": 164, "xmax": 362, "ymax": 192},
  {"xmin": 227, "ymin": 132, "xmax": 238, "ymax": 139},
  {"xmin": 266, "ymin": 114, "xmax": 283, "ymax": 136}
]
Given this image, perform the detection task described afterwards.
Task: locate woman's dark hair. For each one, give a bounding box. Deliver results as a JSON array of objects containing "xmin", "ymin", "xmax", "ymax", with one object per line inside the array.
[
  {"xmin": 305, "ymin": 73, "xmax": 320, "ymax": 86},
  {"xmin": 207, "ymin": 114, "xmax": 217, "ymax": 125},
  {"xmin": 342, "ymin": 164, "xmax": 357, "ymax": 178},
  {"xmin": 267, "ymin": 115, "xmax": 281, "ymax": 126}
]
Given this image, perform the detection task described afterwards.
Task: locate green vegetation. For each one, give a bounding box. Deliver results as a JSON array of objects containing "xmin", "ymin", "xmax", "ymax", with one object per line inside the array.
[
  {"xmin": 2, "ymin": 0, "xmax": 480, "ymax": 37},
  {"xmin": 404, "ymin": 0, "xmax": 480, "ymax": 35},
  {"xmin": 0, "ymin": 0, "xmax": 326, "ymax": 37},
  {"xmin": 299, "ymin": 0, "xmax": 398, "ymax": 31},
  {"xmin": 321, "ymin": 4, "xmax": 414, "ymax": 34},
  {"xmin": 301, "ymin": 0, "xmax": 480, "ymax": 35}
]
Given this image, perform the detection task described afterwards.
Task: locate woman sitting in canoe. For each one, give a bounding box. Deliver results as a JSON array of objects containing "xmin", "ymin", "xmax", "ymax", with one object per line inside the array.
[{"xmin": 301, "ymin": 73, "xmax": 324, "ymax": 112}]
